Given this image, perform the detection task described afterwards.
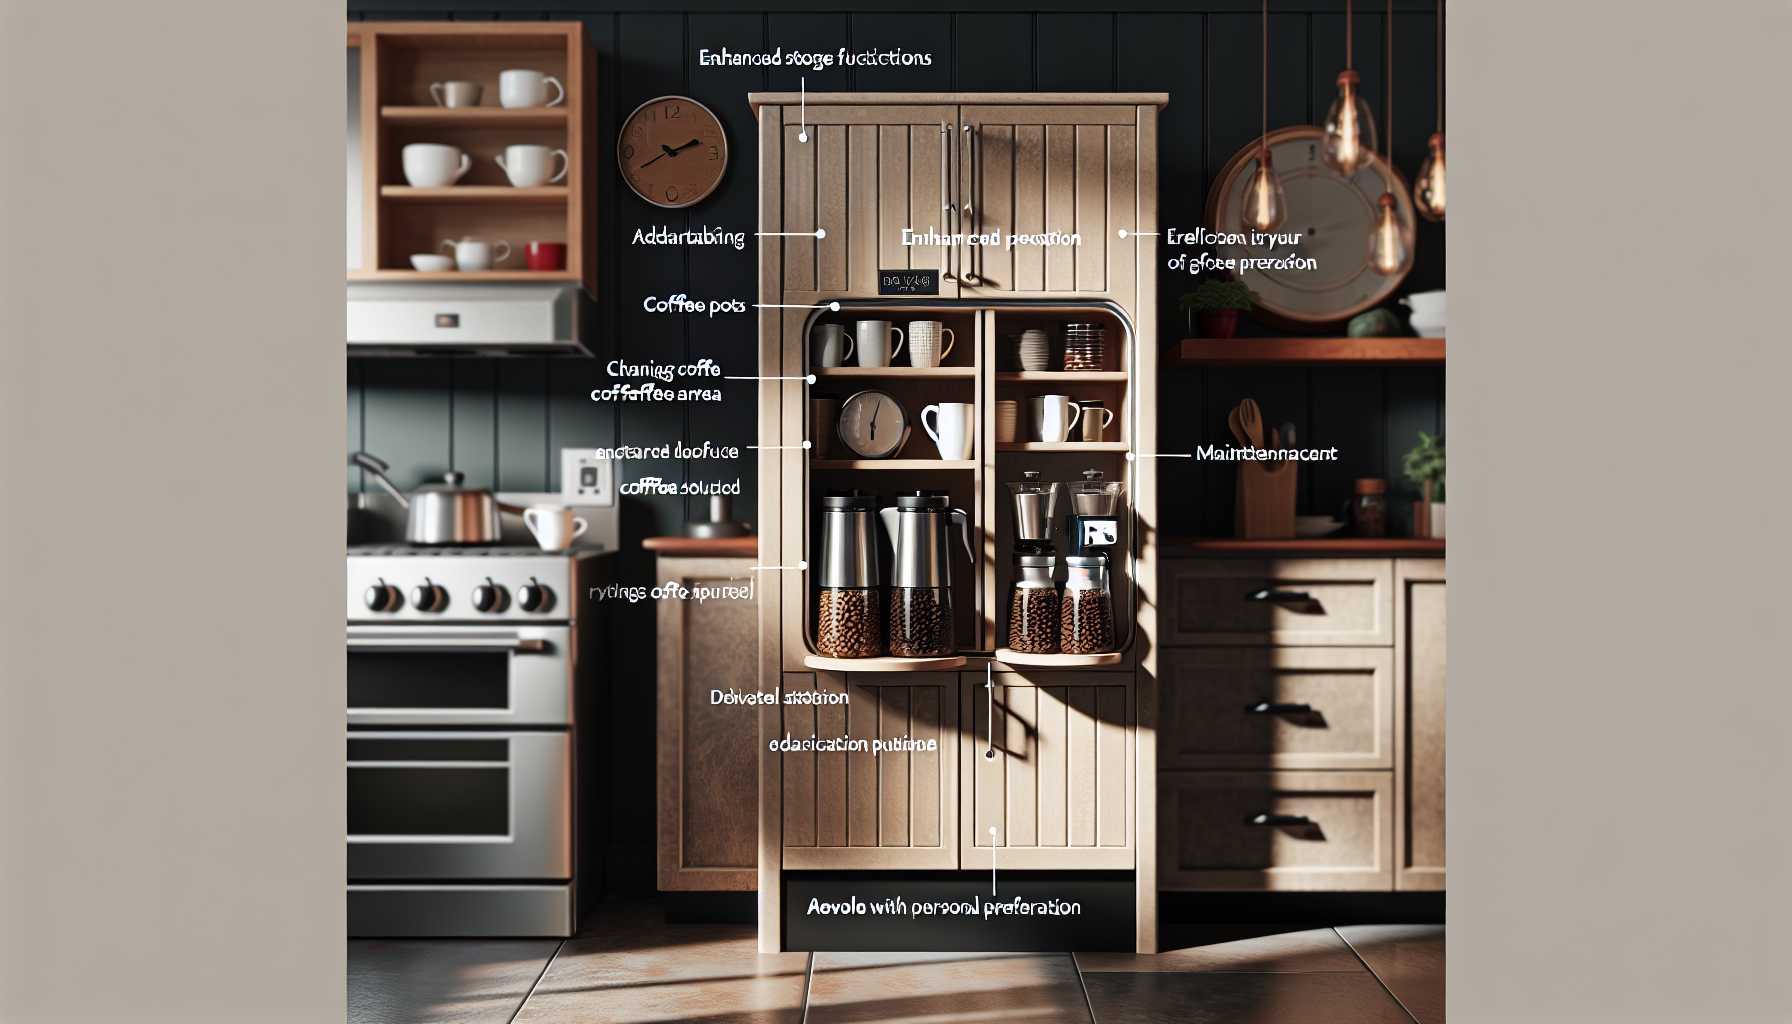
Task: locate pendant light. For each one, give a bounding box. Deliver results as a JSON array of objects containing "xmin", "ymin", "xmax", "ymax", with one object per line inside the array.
[
  {"xmin": 1240, "ymin": 0, "xmax": 1286, "ymax": 233},
  {"xmin": 1366, "ymin": 0, "xmax": 1408, "ymax": 275},
  {"xmin": 1414, "ymin": 0, "xmax": 1446, "ymax": 221},
  {"xmin": 1322, "ymin": 0, "xmax": 1378, "ymax": 176}
]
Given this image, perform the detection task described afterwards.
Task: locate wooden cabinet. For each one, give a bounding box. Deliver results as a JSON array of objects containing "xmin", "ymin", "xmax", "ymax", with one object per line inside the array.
[
  {"xmin": 656, "ymin": 554, "xmax": 760, "ymax": 892},
  {"xmin": 347, "ymin": 22, "xmax": 595, "ymax": 290},
  {"xmin": 779, "ymin": 672, "xmax": 959, "ymax": 870},
  {"xmin": 1395, "ymin": 559, "xmax": 1446, "ymax": 890},
  {"xmin": 1164, "ymin": 558, "xmax": 1393, "ymax": 647},
  {"xmin": 1160, "ymin": 648, "xmax": 1392, "ymax": 771},
  {"xmin": 1158, "ymin": 771, "xmax": 1393, "ymax": 891},
  {"xmin": 963, "ymin": 672, "xmax": 1134, "ymax": 870},
  {"xmin": 1158, "ymin": 555, "xmax": 1442, "ymax": 893}
]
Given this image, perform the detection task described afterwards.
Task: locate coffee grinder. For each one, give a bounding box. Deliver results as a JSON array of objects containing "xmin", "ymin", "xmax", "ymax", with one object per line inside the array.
[
  {"xmin": 1004, "ymin": 471, "xmax": 1062, "ymax": 653},
  {"xmin": 1064, "ymin": 469, "xmax": 1124, "ymax": 558},
  {"xmin": 1061, "ymin": 470, "xmax": 1125, "ymax": 654}
]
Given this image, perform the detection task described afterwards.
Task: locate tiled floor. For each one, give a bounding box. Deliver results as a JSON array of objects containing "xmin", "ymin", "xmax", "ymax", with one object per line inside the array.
[{"xmin": 348, "ymin": 904, "xmax": 1444, "ymax": 1024}]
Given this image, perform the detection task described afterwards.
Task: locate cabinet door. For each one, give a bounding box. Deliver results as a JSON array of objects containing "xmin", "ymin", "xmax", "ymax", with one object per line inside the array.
[
  {"xmin": 781, "ymin": 672, "xmax": 958, "ymax": 869},
  {"xmin": 1158, "ymin": 771, "xmax": 1393, "ymax": 891},
  {"xmin": 1160, "ymin": 648, "xmax": 1393, "ymax": 771},
  {"xmin": 958, "ymin": 105, "xmax": 1138, "ymax": 299},
  {"xmin": 1395, "ymin": 559, "xmax": 1446, "ymax": 890},
  {"xmin": 963, "ymin": 671, "xmax": 1133, "ymax": 869},
  {"xmin": 657, "ymin": 556, "xmax": 761, "ymax": 891},
  {"xmin": 1163, "ymin": 559, "xmax": 1394, "ymax": 647},
  {"xmin": 775, "ymin": 104, "xmax": 959, "ymax": 301}
]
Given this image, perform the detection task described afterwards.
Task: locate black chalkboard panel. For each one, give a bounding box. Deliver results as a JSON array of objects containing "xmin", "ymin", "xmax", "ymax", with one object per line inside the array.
[
  {"xmin": 785, "ymin": 870, "xmax": 1135, "ymax": 952},
  {"xmin": 879, "ymin": 269, "xmax": 940, "ymax": 296}
]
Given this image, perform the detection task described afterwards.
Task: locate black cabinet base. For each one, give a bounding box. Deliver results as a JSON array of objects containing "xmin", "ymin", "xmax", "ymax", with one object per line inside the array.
[{"xmin": 663, "ymin": 890, "xmax": 758, "ymax": 925}]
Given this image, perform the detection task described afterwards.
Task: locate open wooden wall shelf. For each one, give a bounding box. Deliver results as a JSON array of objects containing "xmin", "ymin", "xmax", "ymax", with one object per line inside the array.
[
  {"xmin": 1163, "ymin": 337, "xmax": 1444, "ymax": 366},
  {"xmin": 350, "ymin": 22, "xmax": 595, "ymax": 292}
]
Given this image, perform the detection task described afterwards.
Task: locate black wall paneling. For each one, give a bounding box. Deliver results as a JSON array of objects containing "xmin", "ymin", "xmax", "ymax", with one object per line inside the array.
[{"xmin": 346, "ymin": 3, "xmax": 1447, "ymax": 891}]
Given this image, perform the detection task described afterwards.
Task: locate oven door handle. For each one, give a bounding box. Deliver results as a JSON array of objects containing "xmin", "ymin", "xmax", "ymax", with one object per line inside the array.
[{"xmin": 346, "ymin": 637, "xmax": 547, "ymax": 652}]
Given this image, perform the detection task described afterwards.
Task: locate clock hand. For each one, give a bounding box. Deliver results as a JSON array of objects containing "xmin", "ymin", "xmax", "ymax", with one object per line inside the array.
[
  {"xmin": 640, "ymin": 139, "xmax": 703, "ymax": 168},
  {"xmin": 870, "ymin": 399, "xmax": 882, "ymax": 440}
]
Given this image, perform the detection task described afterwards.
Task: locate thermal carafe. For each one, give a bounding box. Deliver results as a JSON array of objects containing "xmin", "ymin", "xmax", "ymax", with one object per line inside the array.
[
  {"xmin": 817, "ymin": 492, "xmax": 883, "ymax": 658},
  {"xmin": 878, "ymin": 492, "xmax": 973, "ymax": 657}
]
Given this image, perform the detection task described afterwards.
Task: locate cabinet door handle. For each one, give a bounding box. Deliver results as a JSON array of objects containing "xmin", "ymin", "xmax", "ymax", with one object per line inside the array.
[
  {"xmin": 940, "ymin": 121, "xmax": 957, "ymax": 283},
  {"xmin": 1243, "ymin": 813, "xmax": 1313, "ymax": 827},
  {"xmin": 1243, "ymin": 701, "xmax": 1312, "ymax": 714},
  {"xmin": 1248, "ymin": 588, "xmax": 1312, "ymax": 603},
  {"xmin": 960, "ymin": 123, "xmax": 981, "ymax": 285}
]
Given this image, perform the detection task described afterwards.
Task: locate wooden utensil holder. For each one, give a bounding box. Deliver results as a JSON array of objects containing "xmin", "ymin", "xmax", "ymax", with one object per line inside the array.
[{"xmin": 1234, "ymin": 448, "xmax": 1298, "ymax": 539}]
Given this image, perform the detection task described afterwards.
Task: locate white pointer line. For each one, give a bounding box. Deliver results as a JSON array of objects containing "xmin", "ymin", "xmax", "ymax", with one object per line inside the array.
[
  {"xmin": 1116, "ymin": 230, "xmax": 1160, "ymax": 238},
  {"xmin": 757, "ymin": 229, "xmax": 827, "ymax": 238},
  {"xmin": 748, "ymin": 443, "xmax": 812, "ymax": 449},
  {"xmin": 750, "ymin": 562, "xmax": 808, "ymax": 571},
  {"xmin": 1126, "ymin": 452, "xmax": 1191, "ymax": 460},
  {"xmin": 755, "ymin": 302, "xmax": 841, "ymax": 311},
  {"xmin": 725, "ymin": 374, "xmax": 816, "ymax": 383}
]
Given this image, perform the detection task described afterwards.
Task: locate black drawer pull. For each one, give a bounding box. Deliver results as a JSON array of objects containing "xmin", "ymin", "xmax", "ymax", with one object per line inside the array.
[
  {"xmin": 1248, "ymin": 589, "xmax": 1312, "ymax": 603},
  {"xmin": 1244, "ymin": 701, "xmax": 1313, "ymax": 714},
  {"xmin": 1244, "ymin": 813, "xmax": 1313, "ymax": 827}
]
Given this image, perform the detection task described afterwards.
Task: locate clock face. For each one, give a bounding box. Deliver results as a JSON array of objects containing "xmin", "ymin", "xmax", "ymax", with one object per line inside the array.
[
  {"xmin": 837, "ymin": 390, "xmax": 908, "ymax": 460},
  {"xmin": 617, "ymin": 95, "xmax": 728, "ymax": 209}
]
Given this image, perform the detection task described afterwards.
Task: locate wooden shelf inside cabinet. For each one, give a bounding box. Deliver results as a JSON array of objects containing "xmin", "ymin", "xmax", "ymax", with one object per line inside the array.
[
  {"xmin": 1163, "ymin": 337, "xmax": 1444, "ymax": 366},
  {"xmin": 996, "ymin": 442, "xmax": 1130, "ymax": 453},
  {"xmin": 380, "ymin": 185, "xmax": 568, "ymax": 203},
  {"xmin": 810, "ymin": 459, "xmax": 976, "ymax": 470},
  {"xmin": 811, "ymin": 366, "xmax": 976, "ymax": 379},
  {"xmin": 995, "ymin": 371, "xmax": 1130, "ymax": 382},
  {"xmin": 349, "ymin": 269, "xmax": 579, "ymax": 282},
  {"xmin": 381, "ymin": 106, "xmax": 568, "ymax": 130},
  {"xmin": 993, "ymin": 649, "xmax": 1124, "ymax": 667},
  {"xmin": 803, "ymin": 655, "xmax": 968, "ymax": 673},
  {"xmin": 1163, "ymin": 537, "xmax": 1446, "ymax": 554}
]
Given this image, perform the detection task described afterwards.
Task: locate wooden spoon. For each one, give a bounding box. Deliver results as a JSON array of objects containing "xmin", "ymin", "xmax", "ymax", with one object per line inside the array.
[
  {"xmin": 1239, "ymin": 398, "xmax": 1265, "ymax": 449},
  {"xmin": 1227, "ymin": 407, "xmax": 1251, "ymax": 447}
]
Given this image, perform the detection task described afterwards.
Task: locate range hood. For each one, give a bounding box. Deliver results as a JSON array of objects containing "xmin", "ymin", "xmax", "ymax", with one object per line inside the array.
[{"xmin": 347, "ymin": 283, "xmax": 593, "ymax": 356}]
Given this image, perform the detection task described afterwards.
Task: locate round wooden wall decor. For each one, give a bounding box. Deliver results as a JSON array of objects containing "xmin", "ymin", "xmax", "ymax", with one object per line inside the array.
[
  {"xmin": 617, "ymin": 95, "xmax": 729, "ymax": 209},
  {"xmin": 1204, "ymin": 125, "xmax": 1416, "ymax": 331}
]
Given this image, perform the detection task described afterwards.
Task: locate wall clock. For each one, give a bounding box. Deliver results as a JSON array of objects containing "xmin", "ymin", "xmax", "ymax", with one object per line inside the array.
[
  {"xmin": 836, "ymin": 390, "xmax": 909, "ymax": 460},
  {"xmin": 1204, "ymin": 125, "xmax": 1415, "ymax": 331},
  {"xmin": 617, "ymin": 95, "xmax": 728, "ymax": 209}
]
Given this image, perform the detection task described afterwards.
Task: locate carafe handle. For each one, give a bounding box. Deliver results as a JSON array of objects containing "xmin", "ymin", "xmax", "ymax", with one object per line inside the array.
[
  {"xmin": 877, "ymin": 507, "xmax": 899, "ymax": 552},
  {"xmin": 950, "ymin": 508, "xmax": 973, "ymax": 564}
]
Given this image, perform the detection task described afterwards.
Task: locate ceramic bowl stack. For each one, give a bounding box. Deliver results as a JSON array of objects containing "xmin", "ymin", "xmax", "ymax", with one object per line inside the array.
[
  {"xmin": 1018, "ymin": 329, "xmax": 1051, "ymax": 371},
  {"xmin": 1063, "ymin": 323, "xmax": 1105, "ymax": 371},
  {"xmin": 1401, "ymin": 291, "xmax": 1446, "ymax": 338}
]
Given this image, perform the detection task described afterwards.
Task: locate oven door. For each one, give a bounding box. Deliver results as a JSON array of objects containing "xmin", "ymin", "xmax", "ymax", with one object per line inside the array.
[
  {"xmin": 347, "ymin": 730, "xmax": 570, "ymax": 881},
  {"xmin": 347, "ymin": 625, "xmax": 570, "ymax": 726}
]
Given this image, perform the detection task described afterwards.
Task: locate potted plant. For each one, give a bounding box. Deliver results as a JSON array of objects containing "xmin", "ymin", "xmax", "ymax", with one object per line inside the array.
[
  {"xmin": 1180, "ymin": 280, "xmax": 1259, "ymax": 339},
  {"xmin": 1401, "ymin": 431, "xmax": 1446, "ymax": 539}
]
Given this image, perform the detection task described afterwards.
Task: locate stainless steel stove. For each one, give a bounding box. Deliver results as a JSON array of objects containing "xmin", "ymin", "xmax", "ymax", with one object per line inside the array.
[{"xmin": 346, "ymin": 488, "xmax": 615, "ymax": 938}]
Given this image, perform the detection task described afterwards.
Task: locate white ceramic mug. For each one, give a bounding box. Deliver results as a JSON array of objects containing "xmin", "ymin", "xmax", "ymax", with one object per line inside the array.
[
  {"xmin": 995, "ymin": 400, "xmax": 1020, "ymax": 443},
  {"xmin": 812, "ymin": 324, "xmax": 854, "ymax": 368},
  {"xmin": 495, "ymin": 145, "xmax": 570, "ymax": 187},
  {"xmin": 854, "ymin": 320, "xmax": 904, "ymax": 368},
  {"xmin": 922, "ymin": 403, "xmax": 974, "ymax": 461},
  {"xmin": 523, "ymin": 505, "xmax": 588, "ymax": 550},
  {"xmin": 429, "ymin": 81, "xmax": 483, "ymax": 108},
  {"xmin": 402, "ymin": 143, "xmax": 470, "ymax": 187},
  {"xmin": 499, "ymin": 69, "xmax": 565, "ymax": 109},
  {"xmin": 1076, "ymin": 401, "xmax": 1116, "ymax": 442},
  {"xmin": 1030, "ymin": 394, "xmax": 1082, "ymax": 443},
  {"xmin": 440, "ymin": 237, "xmax": 511, "ymax": 271},
  {"xmin": 907, "ymin": 321, "xmax": 956, "ymax": 368}
]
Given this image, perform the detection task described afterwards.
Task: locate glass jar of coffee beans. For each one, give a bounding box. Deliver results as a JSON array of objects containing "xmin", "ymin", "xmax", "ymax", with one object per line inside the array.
[
  {"xmin": 1006, "ymin": 554, "xmax": 1059, "ymax": 653},
  {"xmin": 816, "ymin": 587, "xmax": 884, "ymax": 658},
  {"xmin": 1059, "ymin": 556, "xmax": 1114, "ymax": 655},
  {"xmin": 1354, "ymin": 478, "xmax": 1388, "ymax": 538},
  {"xmin": 890, "ymin": 586, "xmax": 955, "ymax": 657}
]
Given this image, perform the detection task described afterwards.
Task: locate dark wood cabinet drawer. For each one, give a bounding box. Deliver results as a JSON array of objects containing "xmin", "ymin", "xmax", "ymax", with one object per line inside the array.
[
  {"xmin": 1158, "ymin": 771, "xmax": 1393, "ymax": 891},
  {"xmin": 1160, "ymin": 648, "xmax": 1392, "ymax": 770},
  {"xmin": 1164, "ymin": 559, "xmax": 1393, "ymax": 647}
]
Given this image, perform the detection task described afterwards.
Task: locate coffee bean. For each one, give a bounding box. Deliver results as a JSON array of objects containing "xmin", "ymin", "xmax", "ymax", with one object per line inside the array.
[
  {"xmin": 817, "ymin": 587, "xmax": 883, "ymax": 658},
  {"xmin": 1060, "ymin": 588, "xmax": 1114, "ymax": 654},
  {"xmin": 1008, "ymin": 586, "xmax": 1059, "ymax": 653},
  {"xmin": 889, "ymin": 587, "xmax": 954, "ymax": 657}
]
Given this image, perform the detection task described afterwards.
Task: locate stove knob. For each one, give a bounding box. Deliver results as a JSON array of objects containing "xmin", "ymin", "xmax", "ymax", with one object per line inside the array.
[
  {"xmin": 516, "ymin": 577, "xmax": 553, "ymax": 613},
  {"xmin": 409, "ymin": 579, "xmax": 446, "ymax": 613},
  {"xmin": 472, "ymin": 578, "xmax": 503, "ymax": 613},
  {"xmin": 364, "ymin": 579, "xmax": 402, "ymax": 612}
]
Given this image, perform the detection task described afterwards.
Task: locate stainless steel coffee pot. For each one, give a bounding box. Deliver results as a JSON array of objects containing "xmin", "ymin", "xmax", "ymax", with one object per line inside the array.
[
  {"xmin": 818, "ymin": 491, "xmax": 881, "ymax": 588},
  {"xmin": 878, "ymin": 492, "xmax": 973, "ymax": 588}
]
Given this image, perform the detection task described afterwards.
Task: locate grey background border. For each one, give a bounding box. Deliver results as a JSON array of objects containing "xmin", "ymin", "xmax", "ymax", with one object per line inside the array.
[{"xmin": 1, "ymin": 0, "xmax": 1788, "ymax": 1020}]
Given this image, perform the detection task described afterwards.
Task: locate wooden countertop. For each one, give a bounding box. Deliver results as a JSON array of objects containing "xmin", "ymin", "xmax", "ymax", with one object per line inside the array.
[
  {"xmin": 642, "ymin": 536, "xmax": 758, "ymax": 557},
  {"xmin": 1163, "ymin": 537, "xmax": 1445, "ymax": 556}
]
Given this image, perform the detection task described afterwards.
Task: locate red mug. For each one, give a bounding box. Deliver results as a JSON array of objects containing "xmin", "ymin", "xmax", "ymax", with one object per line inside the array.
[{"xmin": 525, "ymin": 241, "xmax": 566, "ymax": 271}]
